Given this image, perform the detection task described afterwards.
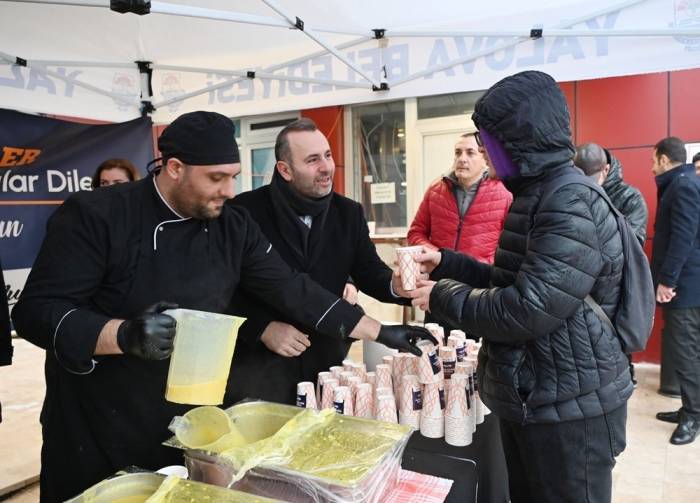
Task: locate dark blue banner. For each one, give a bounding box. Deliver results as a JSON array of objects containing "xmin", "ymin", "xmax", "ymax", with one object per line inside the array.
[{"xmin": 0, "ymin": 108, "xmax": 153, "ymax": 308}]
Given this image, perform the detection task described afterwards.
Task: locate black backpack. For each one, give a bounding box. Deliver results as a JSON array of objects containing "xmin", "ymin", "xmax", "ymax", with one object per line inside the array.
[{"xmin": 538, "ymin": 173, "xmax": 655, "ymax": 353}]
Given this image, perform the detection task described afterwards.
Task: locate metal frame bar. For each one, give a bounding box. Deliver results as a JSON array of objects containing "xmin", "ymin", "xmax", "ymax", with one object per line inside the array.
[
  {"xmin": 387, "ymin": 28, "xmax": 700, "ymax": 38},
  {"xmin": 0, "ymin": 50, "xmax": 140, "ymax": 108},
  {"xmin": 260, "ymin": 0, "xmax": 381, "ymax": 87},
  {"xmin": 151, "ymin": 36, "xmax": 371, "ymax": 109},
  {"xmin": 389, "ymin": 0, "xmax": 649, "ymax": 87}
]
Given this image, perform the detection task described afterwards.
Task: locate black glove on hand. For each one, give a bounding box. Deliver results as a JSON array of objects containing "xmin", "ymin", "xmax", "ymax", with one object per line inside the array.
[
  {"xmin": 117, "ymin": 301, "xmax": 178, "ymax": 360},
  {"xmin": 376, "ymin": 325, "xmax": 438, "ymax": 357}
]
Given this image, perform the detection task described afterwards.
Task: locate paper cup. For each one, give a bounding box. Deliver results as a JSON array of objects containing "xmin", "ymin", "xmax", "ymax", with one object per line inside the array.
[
  {"xmin": 320, "ymin": 378, "xmax": 339, "ymax": 410},
  {"xmin": 366, "ymin": 371, "xmax": 376, "ymax": 389},
  {"xmin": 420, "ymin": 382, "xmax": 445, "ymax": 438},
  {"xmin": 342, "ymin": 359, "xmax": 354, "ymax": 371},
  {"xmin": 382, "ymin": 355, "xmax": 394, "ymax": 371},
  {"xmin": 399, "ymin": 374, "xmax": 422, "ymax": 429},
  {"xmin": 375, "ymin": 364, "xmax": 393, "ymax": 391},
  {"xmin": 396, "ymin": 246, "xmax": 423, "ymax": 290},
  {"xmin": 339, "ymin": 371, "xmax": 355, "ymax": 387},
  {"xmin": 376, "ymin": 394, "xmax": 398, "ymax": 423},
  {"xmin": 317, "ymin": 371, "xmax": 331, "ymax": 404},
  {"xmin": 426, "ymin": 324, "xmax": 446, "ymax": 348},
  {"xmin": 449, "ymin": 329, "xmax": 467, "ymax": 340},
  {"xmin": 333, "ymin": 385, "xmax": 353, "ymax": 416},
  {"xmin": 439, "ymin": 346, "xmax": 457, "ymax": 380},
  {"xmin": 445, "ymin": 374, "xmax": 472, "ymax": 446},
  {"xmin": 351, "ymin": 362, "xmax": 368, "ymax": 382},
  {"xmin": 448, "ymin": 335, "xmax": 467, "ymax": 362},
  {"xmin": 417, "ymin": 341, "xmax": 442, "ymax": 384},
  {"xmin": 354, "ymin": 383, "xmax": 373, "ymax": 418},
  {"xmin": 296, "ymin": 381, "xmax": 317, "ymax": 409},
  {"xmin": 329, "ymin": 366, "xmax": 343, "ymax": 381}
]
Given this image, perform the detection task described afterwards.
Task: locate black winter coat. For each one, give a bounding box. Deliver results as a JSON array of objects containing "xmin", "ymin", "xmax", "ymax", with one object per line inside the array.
[
  {"xmin": 651, "ymin": 163, "xmax": 700, "ymax": 309},
  {"xmin": 603, "ymin": 154, "xmax": 648, "ymax": 246},
  {"xmin": 429, "ymin": 71, "xmax": 632, "ymax": 424},
  {"xmin": 228, "ymin": 186, "xmax": 403, "ymax": 405}
]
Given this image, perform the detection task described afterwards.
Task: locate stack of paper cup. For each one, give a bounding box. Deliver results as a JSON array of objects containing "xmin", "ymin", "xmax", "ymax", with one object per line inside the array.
[
  {"xmin": 420, "ymin": 382, "xmax": 445, "ymax": 438},
  {"xmin": 455, "ymin": 361, "xmax": 472, "ymax": 376},
  {"xmin": 320, "ymin": 378, "xmax": 339, "ymax": 410},
  {"xmin": 425, "ymin": 323, "xmax": 446, "ymax": 348},
  {"xmin": 440, "ymin": 346, "xmax": 457, "ymax": 380},
  {"xmin": 448, "ymin": 335, "xmax": 467, "ymax": 362},
  {"xmin": 465, "ymin": 340, "xmax": 478, "ymax": 356},
  {"xmin": 351, "ymin": 362, "xmax": 368, "ymax": 382},
  {"xmin": 296, "ymin": 381, "xmax": 318, "ymax": 409},
  {"xmin": 347, "ymin": 375, "xmax": 362, "ymax": 404},
  {"xmin": 391, "ymin": 354, "xmax": 405, "ymax": 396},
  {"xmin": 317, "ymin": 371, "xmax": 331, "ymax": 404},
  {"xmin": 404, "ymin": 354, "xmax": 419, "ymax": 377},
  {"xmin": 450, "ymin": 329, "xmax": 466, "ymax": 340},
  {"xmin": 375, "ymin": 386, "xmax": 394, "ymax": 417},
  {"xmin": 376, "ymin": 393, "xmax": 398, "ymax": 423},
  {"xmin": 342, "ymin": 359, "xmax": 354, "ymax": 371},
  {"xmin": 366, "ymin": 371, "xmax": 376, "ymax": 388},
  {"xmin": 382, "ymin": 355, "xmax": 394, "ymax": 372},
  {"xmin": 396, "ymin": 246, "xmax": 423, "ymax": 290},
  {"xmin": 333, "ymin": 386, "xmax": 354, "ymax": 416},
  {"xmin": 329, "ymin": 366, "xmax": 343, "ymax": 381},
  {"xmin": 445, "ymin": 374, "xmax": 472, "ymax": 446},
  {"xmin": 339, "ymin": 371, "xmax": 355, "ymax": 387},
  {"xmin": 417, "ymin": 341, "xmax": 443, "ymax": 384},
  {"xmin": 375, "ymin": 364, "xmax": 393, "ymax": 391},
  {"xmin": 399, "ymin": 374, "xmax": 422, "ymax": 428},
  {"xmin": 354, "ymin": 383, "xmax": 373, "ymax": 418}
]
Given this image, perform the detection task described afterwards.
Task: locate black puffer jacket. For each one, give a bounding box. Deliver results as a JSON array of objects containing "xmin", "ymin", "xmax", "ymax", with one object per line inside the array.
[
  {"xmin": 603, "ymin": 152, "xmax": 648, "ymax": 246},
  {"xmin": 429, "ymin": 71, "xmax": 632, "ymax": 424}
]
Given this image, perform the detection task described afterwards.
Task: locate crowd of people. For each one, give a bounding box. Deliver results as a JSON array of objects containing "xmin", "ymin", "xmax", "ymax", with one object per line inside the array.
[{"xmin": 5, "ymin": 69, "xmax": 700, "ymax": 503}]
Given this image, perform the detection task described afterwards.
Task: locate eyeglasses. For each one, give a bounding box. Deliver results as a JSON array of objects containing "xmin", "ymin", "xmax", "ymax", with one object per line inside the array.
[{"xmin": 474, "ymin": 131, "xmax": 483, "ymax": 147}]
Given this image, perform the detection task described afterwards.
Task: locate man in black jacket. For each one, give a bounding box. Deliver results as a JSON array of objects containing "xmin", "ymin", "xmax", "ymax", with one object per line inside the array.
[
  {"xmin": 409, "ymin": 71, "xmax": 631, "ymax": 503},
  {"xmin": 0, "ymin": 260, "xmax": 13, "ymax": 423},
  {"xmin": 574, "ymin": 142, "xmax": 648, "ymax": 246},
  {"xmin": 227, "ymin": 118, "xmax": 412, "ymax": 404},
  {"xmin": 651, "ymin": 136, "xmax": 700, "ymax": 445}
]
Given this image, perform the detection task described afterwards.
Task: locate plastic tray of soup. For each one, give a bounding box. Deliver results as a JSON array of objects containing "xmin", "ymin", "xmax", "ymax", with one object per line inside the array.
[
  {"xmin": 163, "ymin": 401, "xmax": 413, "ymax": 503},
  {"xmin": 64, "ymin": 471, "xmax": 282, "ymax": 503}
]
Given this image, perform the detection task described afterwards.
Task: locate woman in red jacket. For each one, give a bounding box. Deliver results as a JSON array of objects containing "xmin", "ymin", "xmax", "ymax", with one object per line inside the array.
[{"xmin": 408, "ymin": 132, "xmax": 512, "ymax": 264}]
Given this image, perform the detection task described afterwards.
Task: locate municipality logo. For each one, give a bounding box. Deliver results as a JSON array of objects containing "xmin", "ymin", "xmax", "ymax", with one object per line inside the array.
[{"xmin": 672, "ymin": 0, "xmax": 700, "ymax": 50}]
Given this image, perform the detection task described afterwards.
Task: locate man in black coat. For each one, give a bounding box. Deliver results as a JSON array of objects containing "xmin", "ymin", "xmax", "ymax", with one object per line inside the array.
[
  {"xmin": 0, "ymin": 260, "xmax": 13, "ymax": 423},
  {"xmin": 409, "ymin": 71, "xmax": 631, "ymax": 503},
  {"xmin": 227, "ymin": 118, "xmax": 412, "ymax": 405},
  {"xmin": 651, "ymin": 136, "xmax": 700, "ymax": 445},
  {"xmin": 574, "ymin": 143, "xmax": 648, "ymax": 247}
]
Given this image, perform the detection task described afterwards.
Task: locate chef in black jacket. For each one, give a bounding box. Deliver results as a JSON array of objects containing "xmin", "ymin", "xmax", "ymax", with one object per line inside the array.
[
  {"xmin": 12, "ymin": 111, "xmax": 434, "ymax": 503},
  {"xmin": 228, "ymin": 118, "xmax": 412, "ymax": 404}
]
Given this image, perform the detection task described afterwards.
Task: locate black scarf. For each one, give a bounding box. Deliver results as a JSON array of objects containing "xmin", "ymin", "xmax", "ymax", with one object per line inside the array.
[{"xmin": 269, "ymin": 169, "xmax": 333, "ymax": 269}]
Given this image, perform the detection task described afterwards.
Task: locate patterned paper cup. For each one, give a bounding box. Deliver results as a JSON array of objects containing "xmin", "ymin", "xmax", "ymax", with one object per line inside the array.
[
  {"xmin": 382, "ymin": 355, "xmax": 394, "ymax": 372},
  {"xmin": 420, "ymin": 382, "xmax": 445, "ymax": 438},
  {"xmin": 426, "ymin": 324, "xmax": 446, "ymax": 348},
  {"xmin": 449, "ymin": 329, "xmax": 467, "ymax": 340},
  {"xmin": 329, "ymin": 366, "xmax": 343, "ymax": 381},
  {"xmin": 354, "ymin": 382, "xmax": 373, "ymax": 418},
  {"xmin": 446, "ymin": 375, "xmax": 472, "ymax": 446},
  {"xmin": 375, "ymin": 364, "xmax": 393, "ymax": 390},
  {"xmin": 399, "ymin": 374, "xmax": 422, "ymax": 429},
  {"xmin": 417, "ymin": 341, "xmax": 442, "ymax": 384},
  {"xmin": 339, "ymin": 371, "xmax": 355, "ymax": 387},
  {"xmin": 342, "ymin": 359, "xmax": 354, "ymax": 371},
  {"xmin": 320, "ymin": 378, "xmax": 339, "ymax": 410},
  {"xmin": 351, "ymin": 362, "xmax": 368, "ymax": 382},
  {"xmin": 316, "ymin": 372, "xmax": 331, "ymax": 404},
  {"xmin": 396, "ymin": 246, "xmax": 423, "ymax": 291},
  {"xmin": 448, "ymin": 335, "xmax": 467, "ymax": 362},
  {"xmin": 440, "ymin": 346, "xmax": 457, "ymax": 380},
  {"xmin": 376, "ymin": 393, "xmax": 398, "ymax": 423},
  {"xmin": 333, "ymin": 385, "xmax": 354, "ymax": 416},
  {"xmin": 296, "ymin": 381, "xmax": 318, "ymax": 409},
  {"xmin": 366, "ymin": 371, "xmax": 376, "ymax": 389}
]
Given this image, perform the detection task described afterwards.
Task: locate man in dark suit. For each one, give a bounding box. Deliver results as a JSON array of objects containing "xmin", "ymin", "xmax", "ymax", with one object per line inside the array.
[
  {"xmin": 227, "ymin": 118, "xmax": 410, "ymax": 405},
  {"xmin": 651, "ymin": 136, "xmax": 700, "ymax": 445}
]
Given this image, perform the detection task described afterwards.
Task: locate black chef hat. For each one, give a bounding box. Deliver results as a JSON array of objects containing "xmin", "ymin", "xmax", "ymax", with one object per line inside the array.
[{"xmin": 158, "ymin": 111, "xmax": 240, "ymax": 165}]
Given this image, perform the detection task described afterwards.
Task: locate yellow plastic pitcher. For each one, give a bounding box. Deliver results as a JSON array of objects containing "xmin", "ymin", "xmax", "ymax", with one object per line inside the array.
[
  {"xmin": 164, "ymin": 309, "xmax": 245, "ymax": 405},
  {"xmin": 174, "ymin": 406, "xmax": 247, "ymax": 452}
]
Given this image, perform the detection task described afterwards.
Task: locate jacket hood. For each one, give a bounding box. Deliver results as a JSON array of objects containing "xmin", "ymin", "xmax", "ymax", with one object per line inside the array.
[{"xmin": 472, "ymin": 71, "xmax": 575, "ymax": 180}]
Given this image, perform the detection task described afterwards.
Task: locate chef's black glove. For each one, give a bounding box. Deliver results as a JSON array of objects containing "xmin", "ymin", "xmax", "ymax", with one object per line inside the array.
[
  {"xmin": 117, "ymin": 301, "xmax": 179, "ymax": 360},
  {"xmin": 376, "ymin": 325, "xmax": 438, "ymax": 357}
]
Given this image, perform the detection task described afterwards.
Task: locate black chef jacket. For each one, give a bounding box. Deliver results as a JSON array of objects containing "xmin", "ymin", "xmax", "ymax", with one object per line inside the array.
[{"xmin": 12, "ymin": 175, "xmax": 363, "ymax": 502}]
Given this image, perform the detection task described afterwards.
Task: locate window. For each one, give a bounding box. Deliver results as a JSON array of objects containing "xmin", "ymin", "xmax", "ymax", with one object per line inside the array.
[
  {"xmin": 417, "ymin": 90, "xmax": 485, "ymax": 120},
  {"xmin": 352, "ymin": 101, "xmax": 406, "ymax": 233},
  {"xmin": 251, "ymin": 147, "xmax": 275, "ymax": 189}
]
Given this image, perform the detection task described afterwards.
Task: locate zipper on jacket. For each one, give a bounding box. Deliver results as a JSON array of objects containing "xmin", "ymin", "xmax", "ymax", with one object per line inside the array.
[
  {"xmin": 453, "ymin": 217, "xmax": 465, "ymax": 250},
  {"xmin": 521, "ymin": 402, "xmax": 528, "ymax": 425}
]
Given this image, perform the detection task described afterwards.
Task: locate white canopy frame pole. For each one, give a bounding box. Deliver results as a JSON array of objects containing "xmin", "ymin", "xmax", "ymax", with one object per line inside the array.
[
  {"xmin": 260, "ymin": 0, "xmax": 382, "ymax": 89},
  {"xmin": 0, "ymin": 50, "xmax": 140, "ymax": 109},
  {"xmin": 387, "ymin": 28, "xmax": 700, "ymax": 37},
  {"xmin": 25, "ymin": 60, "xmax": 137, "ymax": 68},
  {"xmin": 151, "ymin": 36, "xmax": 371, "ymax": 110},
  {"xmin": 389, "ymin": 0, "xmax": 649, "ymax": 88}
]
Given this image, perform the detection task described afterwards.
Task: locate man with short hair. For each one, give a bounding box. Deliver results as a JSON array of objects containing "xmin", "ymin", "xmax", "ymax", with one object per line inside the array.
[
  {"xmin": 574, "ymin": 142, "xmax": 648, "ymax": 246},
  {"xmin": 408, "ymin": 132, "xmax": 511, "ymax": 263},
  {"xmin": 228, "ymin": 118, "xmax": 413, "ymax": 404},
  {"xmin": 651, "ymin": 136, "xmax": 700, "ymax": 445},
  {"xmin": 12, "ymin": 111, "xmax": 434, "ymax": 501},
  {"xmin": 693, "ymin": 151, "xmax": 700, "ymax": 175}
]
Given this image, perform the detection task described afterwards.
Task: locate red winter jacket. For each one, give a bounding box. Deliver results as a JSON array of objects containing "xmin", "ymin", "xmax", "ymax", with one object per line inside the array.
[{"xmin": 408, "ymin": 176, "xmax": 512, "ymax": 263}]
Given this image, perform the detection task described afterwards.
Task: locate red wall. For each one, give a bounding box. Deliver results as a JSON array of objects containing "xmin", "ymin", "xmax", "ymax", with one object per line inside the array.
[{"xmin": 561, "ymin": 68, "xmax": 700, "ymax": 363}]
